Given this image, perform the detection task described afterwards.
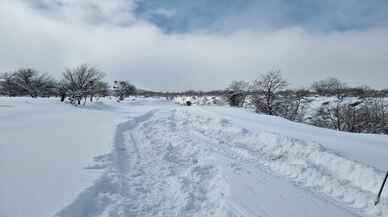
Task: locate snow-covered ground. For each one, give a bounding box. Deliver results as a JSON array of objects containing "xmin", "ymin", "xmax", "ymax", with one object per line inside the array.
[{"xmin": 1, "ymin": 97, "xmax": 387, "ymax": 217}]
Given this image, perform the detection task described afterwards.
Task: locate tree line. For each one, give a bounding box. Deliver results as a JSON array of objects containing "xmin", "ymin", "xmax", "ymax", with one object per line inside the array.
[
  {"xmin": 0, "ymin": 64, "xmax": 137, "ymax": 105},
  {"xmin": 1, "ymin": 66, "xmax": 387, "ymax": 134},
  {"xmin": 225, "ymin": 70, "xmax": 388, "ymax": 134}
]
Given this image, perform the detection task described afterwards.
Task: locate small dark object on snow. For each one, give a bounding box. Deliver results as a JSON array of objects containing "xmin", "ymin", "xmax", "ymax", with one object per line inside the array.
[
  {"xmin": 375, "ymin": 171, "xmax": 388, "ymax": 205},
  {"xmin": 186, "ymin": 101, "xmax": 192, "ymax": 106}
]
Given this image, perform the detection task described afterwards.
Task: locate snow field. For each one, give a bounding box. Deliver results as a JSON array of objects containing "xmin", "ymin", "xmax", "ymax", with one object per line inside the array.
[{"xmin": 2, "ymin": 97, "xmax": 387, "ymax": 217}]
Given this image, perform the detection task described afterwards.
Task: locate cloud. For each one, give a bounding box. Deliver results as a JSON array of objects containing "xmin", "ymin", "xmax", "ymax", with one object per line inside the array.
[
  {"xmin": 0, "ymin": 0, "xmax": 387, "ymax": 90},
  {"xmin": 135, "ymin": 0, "xmax": 388, "ymax": 33},
  {"xmin": 20, "ymin": 0, "xmax": 137, "ymax": 25},
  {"xmin": 149, "ymin": 8, "xmax": 176, "ymax": 19}
]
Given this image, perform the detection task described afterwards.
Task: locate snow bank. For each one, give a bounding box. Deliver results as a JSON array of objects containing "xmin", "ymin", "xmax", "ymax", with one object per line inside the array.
[{"xmin": 186, "ymin": 107, "xmax": 388, "ymax": 217}]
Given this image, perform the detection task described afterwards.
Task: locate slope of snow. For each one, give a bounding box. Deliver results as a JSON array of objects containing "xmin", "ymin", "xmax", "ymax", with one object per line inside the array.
[
  {"xmin": 198, "ymin": 106, "xmax": 388, "ymax": 171},
  {"xmin": 0, "ymin": 97, "xmax": 159, "ymax": 217},
  {"xmin": 185, "ymin": 106, "xmax": 388, "ymax": 216},
  {"xmin": 1, "ymin": 97, "xmax": 387, "ymax": 217}
]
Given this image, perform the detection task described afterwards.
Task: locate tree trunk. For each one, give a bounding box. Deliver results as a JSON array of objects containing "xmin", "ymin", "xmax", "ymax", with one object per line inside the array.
[
  {"xmin": 336, "ymin": 104, "xmax": 341, "ymax": 130},
  {"xmin": 267, "ymin": 95, "xmax": 272, "ymax": 115}
]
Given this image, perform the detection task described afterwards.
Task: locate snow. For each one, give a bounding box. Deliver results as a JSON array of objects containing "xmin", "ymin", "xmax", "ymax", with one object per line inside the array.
[
  {"xmin": 199, "ymin": 106, "xmax": 388, "ymax": 171},
  {"xmin": 1, "ymin": 97, "xmax": 387, "ymax": 217},
  {"xmin": 0, "ymin": 97, "xmax": 121, "ymax": 217},
  {"xmin": 173, "ymin": 95, "xmax": 226, "ymax": 106}
]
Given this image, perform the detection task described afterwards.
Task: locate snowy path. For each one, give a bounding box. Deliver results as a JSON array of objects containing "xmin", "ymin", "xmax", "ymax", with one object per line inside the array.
[
  {"xmin": 1, "ymin": 98, "xmax": 386, "ymax": 217},
  {"xmin": 56, "ymin": 105, "xmax": 387, "ymax": 217}
]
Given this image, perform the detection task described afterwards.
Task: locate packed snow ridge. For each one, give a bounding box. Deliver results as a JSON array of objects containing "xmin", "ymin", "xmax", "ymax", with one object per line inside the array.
[{"xmin": 0, "ymin": 97, "xmax": 387, "ymax": 217}]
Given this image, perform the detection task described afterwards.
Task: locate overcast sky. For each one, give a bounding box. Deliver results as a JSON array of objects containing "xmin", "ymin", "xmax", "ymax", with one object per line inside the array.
[{"xmin": 1, "ymin": 0, "xmax": 387, "ymax": 90}]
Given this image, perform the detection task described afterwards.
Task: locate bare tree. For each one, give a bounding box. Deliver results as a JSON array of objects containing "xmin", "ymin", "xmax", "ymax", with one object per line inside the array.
[
  {"xmin": 12, "ymin": 68, "xmax": 41, "ymax": 97},
  {"xmin": 273, "ymin": 89, "xmax": 310, "ymax": 121},
  {"xmin": 312, "ymin": 77, "xmax": 347, "ymax": 99},
  {"xmin": 113, "ymin": 80, "xmax": 136, "ymax": 101},
  {"xmin": 93, "ymin": 81, "xmax": 110, "ymax": 99},
  {"xmin": 0, "ymin": 69, "xmax": 55, "ymax": 97},
  {"xmin": 314, "ymin": 101, "xmax": 346, "ymax": 131},
  {"xmin": 62, "ymin": 64, "xmax": 105, "ymax": 105},
  {"xmin": 0, "ymin": 72, "xmax": 20, "ymax": 96},
  {"xmin": 225, "ymin": 80, "xmax": 249, "ymax": 107},
  {"xmin": 310, "ymin": 78, "xmax": 350, "ymax": 131},
  {"xmin": 356, "ymin": 97, "xmax": 388, "ymax": 134},
  {"xmin": 31, "ymin": 73, "xmax": 56, "ymax": 97},
  {"xmin": 312, "ymin": 96, "xmax": 388, "ymax": 134},
  {"xmin": 228, "ymin": 80, "xmax": 249, "ymax": 92},
  {"xmin": 251, "ymin": 70, "xmax": 288, "ymax": 115},
  {"xmin": 56, "ymin": 80, "xmax": 68, "ymax": 102}
]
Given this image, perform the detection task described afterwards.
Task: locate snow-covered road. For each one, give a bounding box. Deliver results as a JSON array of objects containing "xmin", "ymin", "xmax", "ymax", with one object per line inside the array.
[{"xmin": 1, "ymin": 98, "xmax": 387, "ymax": 217}]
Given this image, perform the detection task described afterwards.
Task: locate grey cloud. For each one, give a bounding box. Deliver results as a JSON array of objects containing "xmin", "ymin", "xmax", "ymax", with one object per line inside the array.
[
  {"xmin": 20, "ymin": 0, "xmax": 137, "ymax": 26},
  {"xmin": 134, "ymin": 0, "xmax": 388, "ymax": 33}
]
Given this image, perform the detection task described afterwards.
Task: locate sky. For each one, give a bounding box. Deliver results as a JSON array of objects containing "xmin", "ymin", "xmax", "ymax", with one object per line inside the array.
[{"xmin": 1, "ymin": 0, "xmax": 387, "ymax": 91}]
